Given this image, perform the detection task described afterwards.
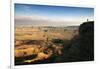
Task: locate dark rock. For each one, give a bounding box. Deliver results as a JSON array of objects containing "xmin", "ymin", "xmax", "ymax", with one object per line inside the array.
[{"xmin": 62, "ymin": 21, "xmax": 94, "ymax": 62}]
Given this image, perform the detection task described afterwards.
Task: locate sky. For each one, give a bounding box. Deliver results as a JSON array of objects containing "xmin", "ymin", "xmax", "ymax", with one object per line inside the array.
[{"xmin": 15, "ymin": 3, "xmax": 94, "ymax": 26}]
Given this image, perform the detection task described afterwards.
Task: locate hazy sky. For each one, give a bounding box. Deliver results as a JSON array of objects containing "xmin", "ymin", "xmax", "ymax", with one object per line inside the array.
[{"xmin": 15, "ymin": 3, "xmax": 94, "ymax": 26}]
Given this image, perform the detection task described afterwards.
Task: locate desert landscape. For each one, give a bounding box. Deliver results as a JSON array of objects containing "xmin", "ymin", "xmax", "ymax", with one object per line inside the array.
[
  {"xmin": 15, "ymin": 26, "xmax": 79, "ymax": 65},
  {"xmin": 14, "ymin": 4, "xmax": 94, "ymax": 65}
]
